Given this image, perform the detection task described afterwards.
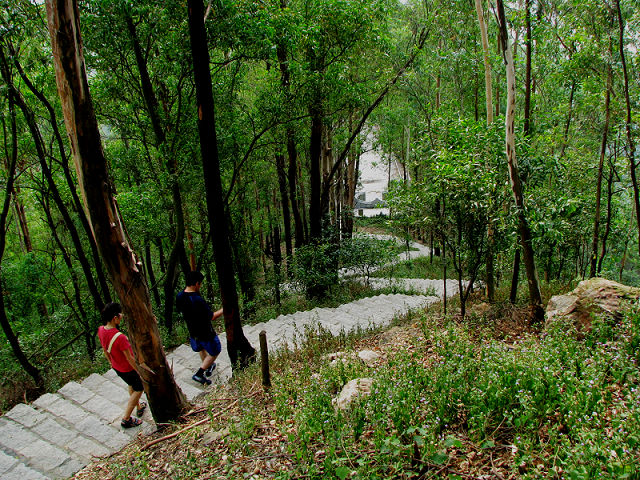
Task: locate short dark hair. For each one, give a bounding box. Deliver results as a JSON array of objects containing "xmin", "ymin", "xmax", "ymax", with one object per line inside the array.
[
  {"xmin": 185, "ymin": 270, "xmax": 204, "ymax": 287},
  {"xmin": 101, "ymin": 302, "xmax": 121, "ymax": 325}
]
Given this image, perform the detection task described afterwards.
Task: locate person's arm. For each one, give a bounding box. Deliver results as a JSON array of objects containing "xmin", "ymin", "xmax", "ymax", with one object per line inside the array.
[
  {"xmin": 212, "ymin": 307, "xmax": 224, "ymax": 321},
  {"xmin": 122, "ymin": 348, "xmax": 138, "ymax": 372}
]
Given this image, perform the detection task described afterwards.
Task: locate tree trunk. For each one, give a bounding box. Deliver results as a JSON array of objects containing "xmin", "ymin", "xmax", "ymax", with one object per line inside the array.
[
  {"xmin": 523, "ymin": 0, "xmax": 532, "ymax": 137},
  {"xmin": 10, "ymin": 44, "xmax": 112, "ymax": 305},
  {"xmin": 41, "ymin": 194, "xmax": 95, "ymax": 358},
  {"xmin": 475, "ymin": 0, "xmax": 493, "ymax": 125},
  {"xmin": 509, "ymin": 246, "xmax": 520, "ymax": 303},
  {"xmin": 126, "ymin": 13, "xmax": 189, "ymax": 332},
  {"xmin": 145, "ymin": 241, "xmax": 162, "ymax": 307},
  {"xmin": 558, "ymin": 80, "xmax": 576, "ymax": 160},
  {"xmin": 187, "ymin": 0, "xmax": 255, "ymax": 368},
  {"xmin": 275, "ymin": 3, "xmax": 305, "ymax": 248},
  {"xmin": 46, "ymin": 0, "xmax": 187, "ymax": 422},
  {"xmin": 342, "ymin": 114, "xmax": 358, "ymax": 239},
  {"xmin": 598, "ymin": 160, "xmax": 615, "ymax": 275},
  {"xmin": 1, "ymin": 46, "xmax": 107, "ymax": 312},
  {"xmin": 496, "ymin": 0, "xmax": 543, "ymax": 320},
  {"xmin": 475, "ymin": 0, "xmax": 495, "ymax": 302},
  {"xmin": 0, "ymin": 92, "xmax": 44, "ymax": 389},
  {"xmin": 615, "ymin": 0, "xmax": 640, "ymax": 258},
  {"xmin": 590, "ymin": 55, "xmax": 612, "ymax": 278},
  {"xmin": 275, "ymin": 154, "xmax": 293, "ymax": 257}
]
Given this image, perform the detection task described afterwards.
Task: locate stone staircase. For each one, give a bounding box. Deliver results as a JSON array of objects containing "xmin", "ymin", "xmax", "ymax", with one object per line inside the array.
[{"xmin": 0, "ymin": 291, "xmax": 445, "ymax": 479}]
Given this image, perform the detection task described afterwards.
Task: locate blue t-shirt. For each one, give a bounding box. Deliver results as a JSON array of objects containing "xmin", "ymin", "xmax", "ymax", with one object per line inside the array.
[{"xmin": 176, "ymin": 291, "xmax": 216, "ymax": 340}]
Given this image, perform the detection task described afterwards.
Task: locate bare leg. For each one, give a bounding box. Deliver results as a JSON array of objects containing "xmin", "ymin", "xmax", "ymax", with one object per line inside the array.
[
  {"xmin": 123, "ymin": 389, "xmax": 143, "ymax": 421},
  {"xmin": 128, "ymin": 385, "xmax": 145, "ymax": 410},
  {"xmin": 201, "ymin": 353, "xmax": 217, "ymax": 370}
]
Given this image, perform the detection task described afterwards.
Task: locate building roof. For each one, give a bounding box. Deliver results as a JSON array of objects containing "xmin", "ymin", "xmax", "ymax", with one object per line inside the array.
[{"xmin": 354, "ymin": 197, "xmax": 387, "ymax": 209}]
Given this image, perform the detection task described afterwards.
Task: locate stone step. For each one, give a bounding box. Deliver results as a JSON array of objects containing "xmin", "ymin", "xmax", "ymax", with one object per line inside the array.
[
  {"xmin": 0, "ymin": 417, "xmax": 83, "ymax": 479},
  {"xmin": 81, "ymin": 373, "xmax": 128, "ymax": 401},
  {"xmin": 5, "ymin": 404, "xmax": 111, "ymax": 463},
  {"xmin": 32, "ymin": 394, "xmax": 130, "ymax": 451},
  {"xmin": 0, "ymin": 450, "xmax": 50, "ymax": 480},
  {"xmin": 57, "ymin": 381, "xmax": 122, "ymax": 424}
]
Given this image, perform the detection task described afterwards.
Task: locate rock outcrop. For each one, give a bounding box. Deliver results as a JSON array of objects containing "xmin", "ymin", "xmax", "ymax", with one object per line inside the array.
[{"xmin": 545, "ymin": 278, "xmax": 640, "ymax": 334}]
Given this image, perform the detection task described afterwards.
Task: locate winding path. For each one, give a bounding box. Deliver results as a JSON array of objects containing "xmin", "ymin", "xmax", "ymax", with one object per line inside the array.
[{"xmin": 0, "ymin": 238, "xmax": 456, "ymax": 479}]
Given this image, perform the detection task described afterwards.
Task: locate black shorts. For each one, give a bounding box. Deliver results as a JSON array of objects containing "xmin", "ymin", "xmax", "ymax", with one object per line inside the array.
[{"xmin": 115, "ymin": 368, "xmax": 144, "ymax": 392}]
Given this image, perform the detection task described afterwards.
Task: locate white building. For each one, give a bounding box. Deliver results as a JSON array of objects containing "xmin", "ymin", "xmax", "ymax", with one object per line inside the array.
[{"xmin": 354, "ymin": 131, "xmax": 404, "ymax": 218}]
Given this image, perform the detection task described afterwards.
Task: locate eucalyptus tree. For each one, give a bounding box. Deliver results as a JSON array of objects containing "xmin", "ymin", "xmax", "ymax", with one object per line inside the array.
[
  {"xmin": 46, "ymin": 0, "xmax": 187, "ymax": 422},
  {"xmin": 187, "ymin": 0, "xmax": 256, "ymax": 368},
  {"xmin": 496, "ymin": 0, "xmax": 543, "ymax": 319}
]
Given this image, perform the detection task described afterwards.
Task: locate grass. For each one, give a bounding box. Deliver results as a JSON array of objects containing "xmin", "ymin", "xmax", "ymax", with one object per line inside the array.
[{"xmin": 75, "ymin": 289, "xmax": 640, "ymax": 480}]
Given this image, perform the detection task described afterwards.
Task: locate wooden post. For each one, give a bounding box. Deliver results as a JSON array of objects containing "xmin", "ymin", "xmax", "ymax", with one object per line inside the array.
[{"xmin": 259, "ymin": 331, "xmax": 271, "ymax": 389}]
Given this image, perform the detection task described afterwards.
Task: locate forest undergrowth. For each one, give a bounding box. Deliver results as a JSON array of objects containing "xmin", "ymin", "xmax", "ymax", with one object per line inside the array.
[{"xmin": 74, "ymin": 289, "xmax": 640, "ymax": 480}]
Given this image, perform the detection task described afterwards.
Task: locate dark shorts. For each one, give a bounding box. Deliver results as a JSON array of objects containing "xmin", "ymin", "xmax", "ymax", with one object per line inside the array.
[
  {"xmin": 190, "ymin": 335, "xmax": 221, "ymax": 357},
  {"xmin": 115, "ymin": 368, "xmax": 144, "ymax": 392}
]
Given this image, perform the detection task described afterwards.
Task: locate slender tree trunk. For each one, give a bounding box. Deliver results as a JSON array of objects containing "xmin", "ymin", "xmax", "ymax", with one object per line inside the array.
[
  {"xmin": 1, "ymin": 46, "xmax": 106, "ymax": 312},
  {"xmin": 523, "ymin": 0, "xmax": 532, "ymax": 137},
  {"xmin": 41, "ymin": 195, "xmax": 94, "ymax": 358},
  {"xmin": 309, "ymin": 103, "xmax": 324, "ymax": 241},
  {"xmin": 558, "ymin": 80, "xmax": 576, "ymax": 160},
  {"xmin": 496, "ymin": 0, "xmax": 543, "ymax": 319},
  {"xmin": 275, "ymin": 0, "xmax": 305, "ymax": 248},
  {"xmin": 144, "ymin": 241, "xmax": 162, "ymax": 307},
  {"xmin": 590, "ymin": 57, "xmax": 612, "ymax": 278},
  {"xmin": 475, "ymin": 0, "xmax": 493, "ymax": 125},
  {"xmin": 598, "ymin": 162, "xmax": 615, "ymax": 275},
  {"xmin": 187, "ymin": 0, "xmax": 255, "ymax": 368},
  {"xmin": 10, "ymin": 46, "xmax": 112, "ymax": 304},
  {"xmin": 275, "ymin": 154, "xmax": 293, "ymax": 257},
  {"xmin": 342, "ymin": 114, "xmax": 358, "ymax": 239},
  {"xmin": 615, "ymin": 0, "xmax": 640, "ymax": 258},
  {"xmin": 46, "ymin": 0, "xmax": 187, "ymax": 422},
  {"xmin": 475, "ymin": 0, "xmax": 495, "ymax": 302},
  {"xmin": 510, "ymin": 246, "xmax": 520, "ymax": 303},
  {"xmin": 0, "ymin": 93, "xmax": 44, "ymax": 389},
  {"xmin": 126, "ymin": 13, "xmax": 189, "ymax": 331}
]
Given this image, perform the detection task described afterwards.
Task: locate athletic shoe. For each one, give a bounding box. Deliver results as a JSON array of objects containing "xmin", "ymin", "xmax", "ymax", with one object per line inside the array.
[
  {"xmin": 192, "ymin": 373, "xmax": 212, "ymax": 385},
  {"xmin": 205, "ymin": 362, "xmax": 217, "ymax": 377}
]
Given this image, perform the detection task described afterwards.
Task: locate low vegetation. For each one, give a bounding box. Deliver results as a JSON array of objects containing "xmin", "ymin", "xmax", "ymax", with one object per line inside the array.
[{"xmin": 75, "ymin": 292, "xmax": 640, "ymax": 479}]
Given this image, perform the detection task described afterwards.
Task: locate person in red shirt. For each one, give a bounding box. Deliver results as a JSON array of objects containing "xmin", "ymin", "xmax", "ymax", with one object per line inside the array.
[{"xmin": 98, "ymin": 302, "xmax": 146, "ymax": 428}]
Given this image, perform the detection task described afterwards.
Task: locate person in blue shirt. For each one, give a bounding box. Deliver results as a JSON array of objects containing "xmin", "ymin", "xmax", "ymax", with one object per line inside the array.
[{"xmin": 176, "ymin": 271, "xmax": 223, "ymax": 385}]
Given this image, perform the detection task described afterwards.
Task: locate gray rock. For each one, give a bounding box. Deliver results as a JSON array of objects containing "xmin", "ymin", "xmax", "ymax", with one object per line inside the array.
[{"xmin": 333, "ymin": 378, "xmax": 374, "ymax": 410}]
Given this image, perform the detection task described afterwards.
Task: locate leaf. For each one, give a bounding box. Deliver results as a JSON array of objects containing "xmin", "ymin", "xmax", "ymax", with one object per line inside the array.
[
  {"xmin": 444, "ymin": 436, "xmax": 462, "ymax": 448},
  {"xmin": 481, "ymin": 440, "xmax": 495, "ymax": 449},
  {"xmin": 335, "ymin": 466, "xmax": 350, "ymax": 480},
  {"xmin": 430, "ymin": 452, "xmax": 449, "ymax": 465}
]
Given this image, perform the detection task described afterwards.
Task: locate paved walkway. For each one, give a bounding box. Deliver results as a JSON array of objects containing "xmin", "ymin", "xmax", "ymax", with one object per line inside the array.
[{"xmin": 0, "ymin": 238, "xmax": 455, "ymax": 479}]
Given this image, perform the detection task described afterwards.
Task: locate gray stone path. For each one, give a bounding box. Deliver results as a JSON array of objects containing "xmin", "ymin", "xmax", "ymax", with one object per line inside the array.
[{"xmin": 0, "ymin": 237, "xmax": 456, "ymax": 479}]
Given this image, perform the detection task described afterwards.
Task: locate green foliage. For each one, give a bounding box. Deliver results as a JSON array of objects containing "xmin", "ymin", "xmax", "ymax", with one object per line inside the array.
[
  {"xmin": 339, "ymin": 235, "xmax": 397, "ymax": 286},
  {"xmin": 2, "ymin": 252, "xmax": 52, "ymax": 319},
  {"xmin": 373, "ymin": 253, "xmax": 453, "ymax": 280},
  {"xmin": 264, "ymin": 305, "xmax": 640, "ymax": 478},
  {"xmin": 291, "ymin": 242, "xmax": 340, "ymax": 299}
]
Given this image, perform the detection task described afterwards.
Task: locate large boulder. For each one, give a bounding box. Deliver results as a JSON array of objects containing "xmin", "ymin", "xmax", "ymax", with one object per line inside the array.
[{"xmin": 545, "ymin": 278, "xmax": 640, "ymax": 334}]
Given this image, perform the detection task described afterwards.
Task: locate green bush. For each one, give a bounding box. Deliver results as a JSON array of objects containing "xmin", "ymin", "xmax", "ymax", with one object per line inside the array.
[
  {"xmin": 270, "ymin": 307, "xmax": 640, "ymax": 478},
  {"xmin": 339, "ymin": 236, "xmax": 396, "ymax": 286}
]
